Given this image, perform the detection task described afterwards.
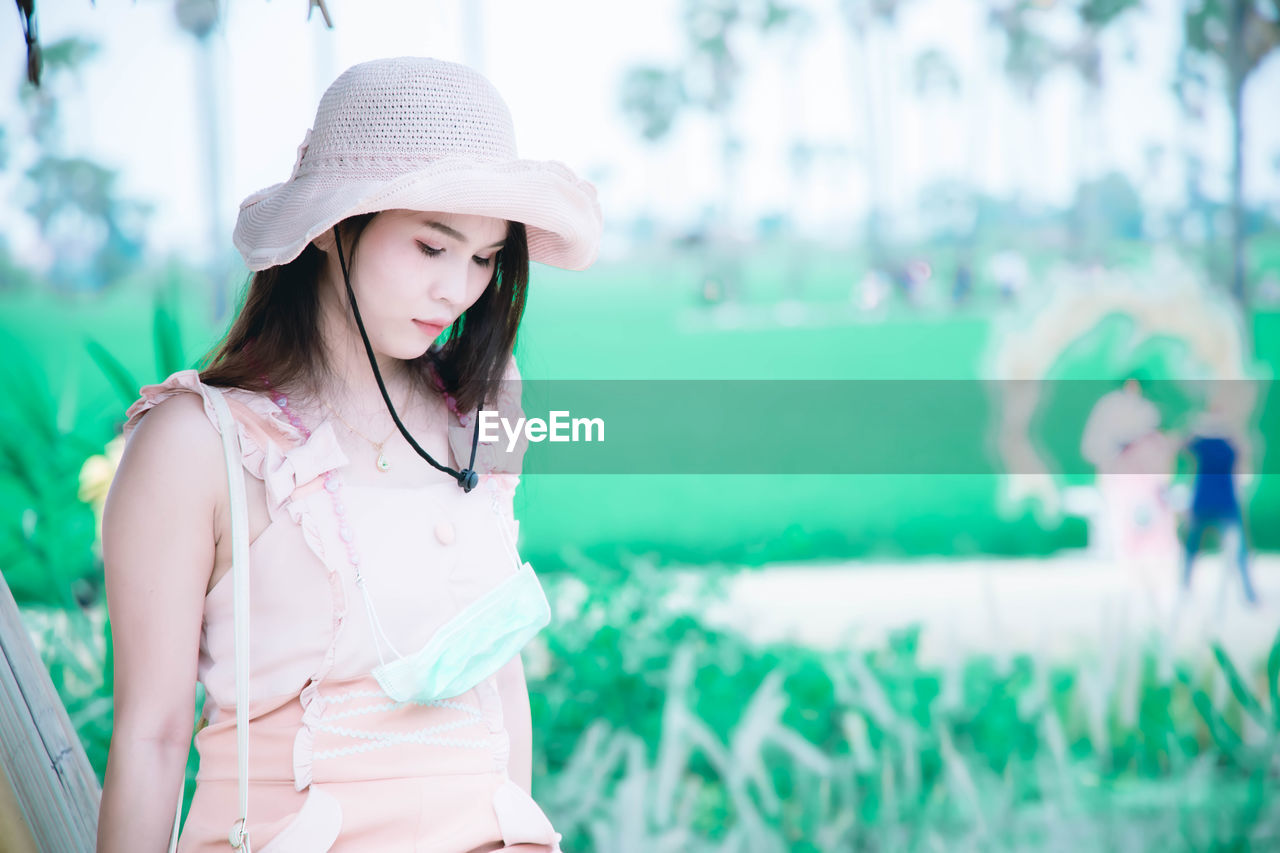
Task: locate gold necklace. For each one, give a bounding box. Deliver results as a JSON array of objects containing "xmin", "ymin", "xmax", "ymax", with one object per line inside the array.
[{"xmin": 321, "ymin": 398, "xmax": 401, "ymax": 473}]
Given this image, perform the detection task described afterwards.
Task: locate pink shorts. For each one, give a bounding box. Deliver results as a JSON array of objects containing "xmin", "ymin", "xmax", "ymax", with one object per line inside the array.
[{"xmin": 176, "ymin": 673, "xmax": 563, "ymax": 852}]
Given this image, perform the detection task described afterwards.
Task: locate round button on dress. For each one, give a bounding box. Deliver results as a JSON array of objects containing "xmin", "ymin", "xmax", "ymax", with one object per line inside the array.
[{"xmin": 434, "ymin": 521, "xmax": 456, "ymax": 546}]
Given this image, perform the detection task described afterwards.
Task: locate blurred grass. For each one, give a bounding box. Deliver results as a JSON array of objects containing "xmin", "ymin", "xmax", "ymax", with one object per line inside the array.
[
  {"xmin": 530, "ymin": 559, "xmax": 1280, "ymax": 851},
  {"xmin": 15, "ymin": 556, "xmax": 1280, "ymax": 850}
]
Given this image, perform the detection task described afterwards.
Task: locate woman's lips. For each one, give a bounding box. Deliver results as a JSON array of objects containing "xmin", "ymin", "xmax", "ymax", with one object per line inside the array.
[{"xmin": 413, "ymin": 319, "xmax": 446, "ymax": 337}]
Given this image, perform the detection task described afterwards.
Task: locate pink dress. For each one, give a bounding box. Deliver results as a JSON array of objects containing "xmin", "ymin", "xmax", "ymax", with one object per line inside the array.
[{"xmin": 122, "ymin": 363, "xmax": 563, "ymax": 853}]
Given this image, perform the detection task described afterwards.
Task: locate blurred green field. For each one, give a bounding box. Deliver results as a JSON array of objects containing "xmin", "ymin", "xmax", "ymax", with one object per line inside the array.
[{"xmin": 0, "ymin": 243, "xmax": 1276, "ymax": 590}]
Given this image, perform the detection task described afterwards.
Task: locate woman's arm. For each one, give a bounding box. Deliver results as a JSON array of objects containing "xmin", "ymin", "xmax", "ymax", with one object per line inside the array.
[
  {"xmin": 96, "ymin": 394, "xmax": 223, "ymax": 853},
  {"xmin": 495, "ymin": 652, "xmax": 533, "ymax": 794}
]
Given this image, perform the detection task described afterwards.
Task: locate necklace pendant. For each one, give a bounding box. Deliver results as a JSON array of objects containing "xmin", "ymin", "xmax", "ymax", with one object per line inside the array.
[{"xmin": 376, "ymin": 451, "xmax": 391, "ymax": 473}]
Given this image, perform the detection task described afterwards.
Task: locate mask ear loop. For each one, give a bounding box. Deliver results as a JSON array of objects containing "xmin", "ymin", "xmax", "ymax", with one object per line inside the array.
[{"xmin": 333, "ymin": 224, "xmax": 483, "ymax": 492}]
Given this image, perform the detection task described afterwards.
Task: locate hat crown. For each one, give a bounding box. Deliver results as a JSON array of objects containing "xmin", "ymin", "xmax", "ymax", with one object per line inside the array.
[{"xmin": 300, "ymin": 57, "xmax": 517, "ymax": 175}]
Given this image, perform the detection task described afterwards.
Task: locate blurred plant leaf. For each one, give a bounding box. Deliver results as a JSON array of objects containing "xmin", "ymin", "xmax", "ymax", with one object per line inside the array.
[
  {"xmin": 1190, "ymin": 685, "xmax": 1246, "ymax": 765},
  {"xmin": 1268, "ymin": 628, "xmax": 1280, "ymax": 731},
  {"xmin": 85, "ymin": 338, "xmax": 139, "ymax": 407},
  {"xmin": 153, "ymin": 295, "xmax": 185, "ymax": 377},
  {"xmin": 1211, "ymin": 641, "xmax": 1268, "ymax": 730}
]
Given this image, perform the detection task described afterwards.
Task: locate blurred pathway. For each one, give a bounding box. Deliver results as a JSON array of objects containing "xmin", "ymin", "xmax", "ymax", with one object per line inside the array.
[{"xmin": 675, "ymin": 552, "xmax": 1280, "ymax": 670}]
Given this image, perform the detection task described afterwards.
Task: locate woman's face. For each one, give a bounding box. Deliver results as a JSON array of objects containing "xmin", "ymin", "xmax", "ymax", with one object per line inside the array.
[{"xmin": 327, "ymin": 209, "xmax": 509, "ymax": 362}]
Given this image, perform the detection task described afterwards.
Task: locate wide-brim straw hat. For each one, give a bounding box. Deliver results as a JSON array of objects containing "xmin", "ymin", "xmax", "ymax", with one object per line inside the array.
[{"xmin": 233, "ymin": 56, "xmax": 602, "ymax": 272}]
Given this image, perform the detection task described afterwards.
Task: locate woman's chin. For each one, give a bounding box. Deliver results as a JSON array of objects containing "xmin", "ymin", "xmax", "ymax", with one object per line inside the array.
[
  {"xmin": 373, "ymin": 343, "xmax": 432, "ymax": 367},
  {"xmin": 400, "ymin": 346, "xmax": 433, "ymax": 362}
]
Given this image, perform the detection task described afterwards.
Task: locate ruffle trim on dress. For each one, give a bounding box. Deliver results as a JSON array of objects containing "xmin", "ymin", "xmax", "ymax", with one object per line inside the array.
[
  {"xmin": 125, "ymin": 369, "xmax": 303, "ymax": 441},
  {"xmin": 293, "ymin": 680, "xmax": 324, "ymax": 791},
  {"xmin": 123, "ymin": 369, "xmax": 351, "ymax": 516}
]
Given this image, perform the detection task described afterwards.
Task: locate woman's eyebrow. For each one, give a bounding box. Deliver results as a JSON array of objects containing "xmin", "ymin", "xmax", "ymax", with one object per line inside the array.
[{"xmin": 421, "ymin": 219, "xmax": 506, "ymax": 249}]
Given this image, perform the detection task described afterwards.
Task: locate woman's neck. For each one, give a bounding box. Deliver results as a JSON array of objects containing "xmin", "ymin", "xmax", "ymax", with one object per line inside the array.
[{"xmin": 300, "ymin": 298, "xmax": 420, "ymax": 419}]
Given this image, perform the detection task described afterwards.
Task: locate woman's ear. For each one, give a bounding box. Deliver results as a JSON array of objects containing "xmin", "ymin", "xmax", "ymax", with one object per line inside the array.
[{"xmin": 311, "ymin": 230, "xmax": 337, "ymax": 254}]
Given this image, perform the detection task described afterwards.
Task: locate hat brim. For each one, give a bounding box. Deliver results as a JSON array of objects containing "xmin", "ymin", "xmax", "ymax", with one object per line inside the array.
[{"xmin": 233, "ymin": 157, "xmax": 602, "ymax": 272}]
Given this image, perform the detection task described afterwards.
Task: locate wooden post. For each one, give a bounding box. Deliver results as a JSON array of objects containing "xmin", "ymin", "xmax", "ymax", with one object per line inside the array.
[
  {"xmin": 0, "ymin": 570, "xmax": 101, "ymax": 852},
  {"xmin": 0, "ymin": 759, "xmax": 39, "ymax": 853}
]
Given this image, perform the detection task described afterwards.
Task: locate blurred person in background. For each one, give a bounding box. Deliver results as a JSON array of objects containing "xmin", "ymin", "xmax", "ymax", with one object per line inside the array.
[
  {"xmin": 1081, "ymin": 375, "xmax": 1181, "ymax": 617},
  {"xmin": 988, "ymin": 248, "xmax": 1029, "ymax": 304},
  {"xmin": 854, "ymin": 267, "xmax": 891, "ymax": 311},
  {"xmin": 951, "ymin": 258, "xmax": 973, "ymax": 307},
  {"xmin": 1178, "ymin": 396, "xmax": 1259, "ymax": 606}
]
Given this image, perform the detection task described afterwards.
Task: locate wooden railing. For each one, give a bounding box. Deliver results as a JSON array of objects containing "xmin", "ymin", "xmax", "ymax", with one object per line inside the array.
[{"xmin": 0, "ymin": 570, "xmax": 100, "ymax": 852}]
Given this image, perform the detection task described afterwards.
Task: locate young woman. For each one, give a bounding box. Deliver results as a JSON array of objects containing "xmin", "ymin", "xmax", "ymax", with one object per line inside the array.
[{"xmin": 96, "ymin": 57, "xmax": 601, "ymax": 852}]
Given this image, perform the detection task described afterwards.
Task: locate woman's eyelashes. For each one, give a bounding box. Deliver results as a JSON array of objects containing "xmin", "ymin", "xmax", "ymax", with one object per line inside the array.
[{"xmin": 417, "ymin": 241, "xmax": 496, "ymax": 268}]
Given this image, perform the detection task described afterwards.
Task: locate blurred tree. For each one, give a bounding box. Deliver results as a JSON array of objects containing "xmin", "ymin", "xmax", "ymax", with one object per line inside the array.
[
  {"xmin": 676, "ymin": 0, "xmax": 807, "ymax": 228},
  {"xmin": 1072, "ymin": 171, "xmax": 1145, "ymax": 242},
  {"xmin": 1070, "ymin": 0, "xmax": 1144, "ymax": 90},
  {"xmin": 987, "ymin": 0, "xmax": 1140, "ymax": 256},
  {"xmin": 986, "ymin": 0, "xmax": 1058, "ymax": 208},
  {"xmin": 13, "ymin": 0, "xmax": 333, "ymax": 87},
  {"xmin": 838, "ymin": 0, "xmax": 916, "ymax": 264},
  {"xmin": 175, "ymin": 0, "xmax": 231, "ymax": 320},
  {"xmin": 1183, "ymin": 0, "xmax": 1280, "ymax": 333},
  {"xmin": 988, "ymin": 2, "xmax": 1058, "ymax": 99},
  {"xmin": 912, "ymin": 47, "xmax": 961, "ymax": 98},
  {"xmin": 1069, "ymin": 0, "xmax": 1143, "ymax": 255},
  {"xmin": 619, "ymin": 66, "xmax": 686, "ymax": 143},
  {"xmin": 14, "ymin": 38, "xmax": 150, "ymax": 292},
  {"xmin": 911, "ymin": 49, "xmax": 970, "ymax": 251},
  {"xmin": 618, "ymin": 0, "xmax": 808, "ymax": 151},
  {"xmin": 175, "ymin": 0, "xmax": 219, "ymax": 37},
  {"xmin": 7, "ymin": 1, "xmax": 331, "ymax": 304},
  {"xmin": 617, "ymin": 0, "xmax": 806, "ymax": 301}
]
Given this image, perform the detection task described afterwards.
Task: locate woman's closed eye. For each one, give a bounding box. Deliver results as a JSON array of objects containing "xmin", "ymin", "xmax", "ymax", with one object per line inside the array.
[{"xmin": 418, "ymin": 242, "xmax": 496, "ymax": 268}]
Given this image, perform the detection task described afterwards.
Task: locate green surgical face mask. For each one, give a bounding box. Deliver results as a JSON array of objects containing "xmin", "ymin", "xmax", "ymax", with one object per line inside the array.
[{"xmin": 372, "ymin": 561, "xmax": 550, "ymax": 703}]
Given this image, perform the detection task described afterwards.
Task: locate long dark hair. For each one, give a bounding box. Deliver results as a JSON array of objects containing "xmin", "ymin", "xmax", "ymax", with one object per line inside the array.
[{"xmin": 200, "ymin": 214, "xmax": 529, "ymax": 414}]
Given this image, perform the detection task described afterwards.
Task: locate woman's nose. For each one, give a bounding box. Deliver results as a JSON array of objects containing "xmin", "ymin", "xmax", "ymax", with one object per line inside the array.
[{"xmin": 430, "ymin": 257, "xmax": 471, "ymax": 306}]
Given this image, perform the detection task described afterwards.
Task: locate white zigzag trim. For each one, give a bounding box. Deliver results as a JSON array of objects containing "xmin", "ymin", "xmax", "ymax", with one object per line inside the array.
[
  {"xmin": 315, "ymin": 717, "xmax": 480, "ymax": 740},
  {"xmin": 313, "ymin": 733, "xmax": 492, "ymax": 760},
  {"xmin": 322, "ymin": 690, "xmax": 482, "ymax": 716}
]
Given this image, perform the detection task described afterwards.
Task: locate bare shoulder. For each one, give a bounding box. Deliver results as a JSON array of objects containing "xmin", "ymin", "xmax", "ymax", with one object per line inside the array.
[
  {"xmin": 106, "ymin": 391, "xmax": 226, "ymax": 538},
  {"xmin": 125, "ymin": 391, "xmax": 222, "ymax": 468}
]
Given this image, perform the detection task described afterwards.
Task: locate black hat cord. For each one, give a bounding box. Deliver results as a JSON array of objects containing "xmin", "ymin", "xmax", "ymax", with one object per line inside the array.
[{"xmin": 333, "ymin": 226, "xmax": 482, "ymax": 492}]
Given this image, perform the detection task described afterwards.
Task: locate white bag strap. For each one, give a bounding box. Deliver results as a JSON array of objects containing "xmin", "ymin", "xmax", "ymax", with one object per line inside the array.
[
  {"xmin": 166, "ymin": 388, "xmax": 252, "ymax": 852},
  {"xmin": 168, "ymin": 775, "xmax": 182, "ymax": 853},
  {"xmin": 207, "ymin": 387, "xmax": 254, "ymax": 851}
]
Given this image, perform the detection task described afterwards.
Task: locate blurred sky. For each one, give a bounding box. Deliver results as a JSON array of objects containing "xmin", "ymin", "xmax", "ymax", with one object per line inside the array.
[{"xmin": 2, "ymin": 0, "xmax": 1279, "ymax": 267}]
